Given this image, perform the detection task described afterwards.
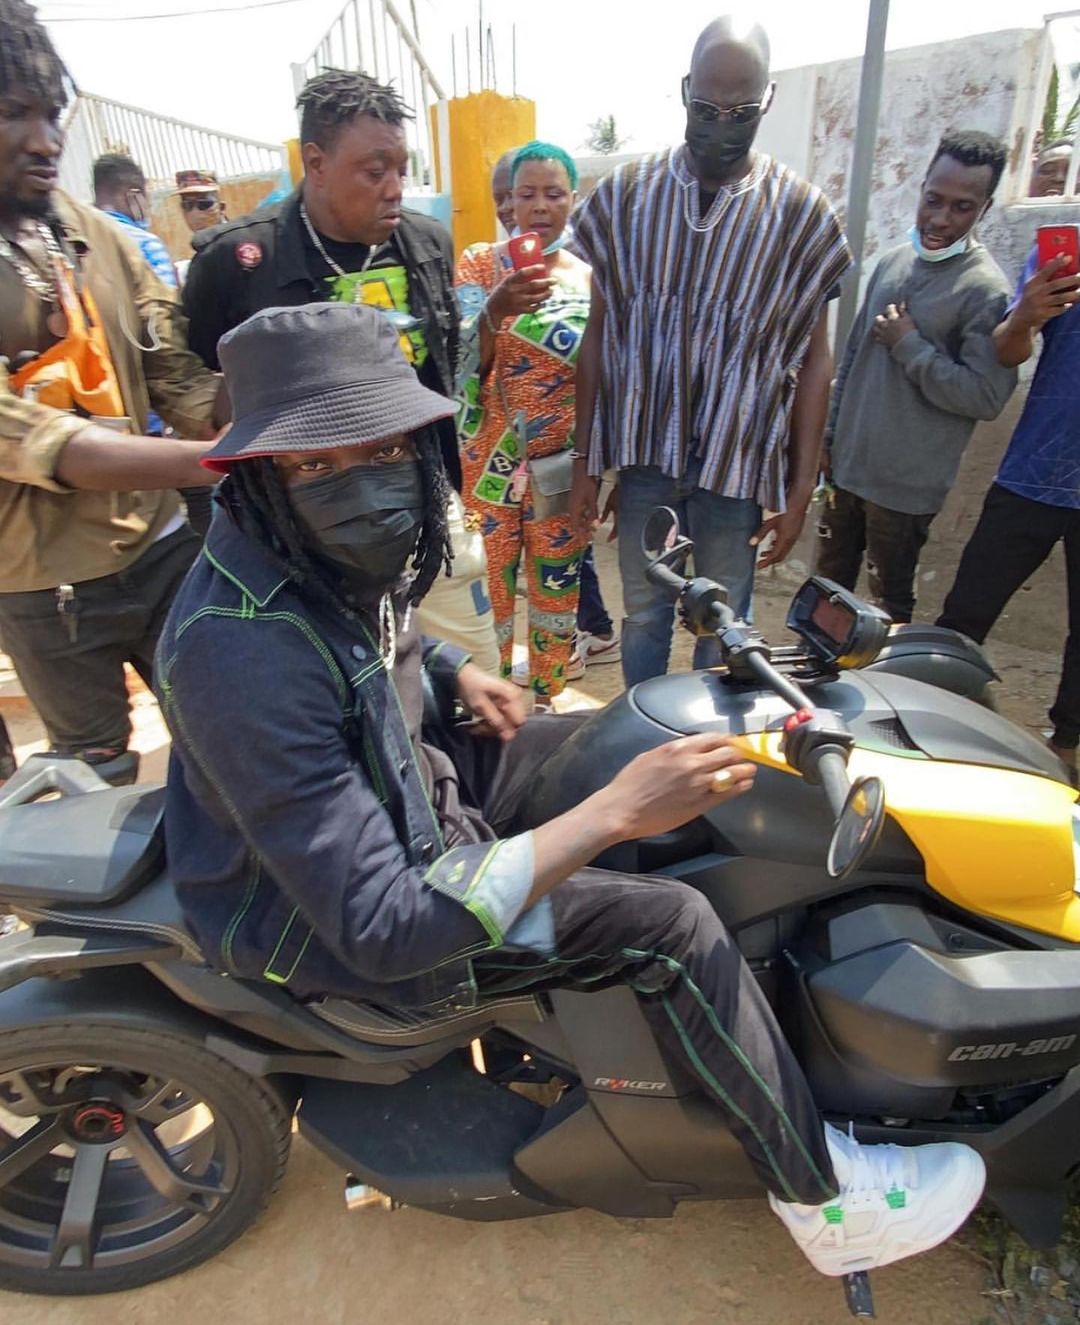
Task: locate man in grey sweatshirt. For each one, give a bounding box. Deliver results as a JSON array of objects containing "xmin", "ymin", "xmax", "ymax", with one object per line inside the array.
[{"xmin": 815, "ymin": 130, "xmax": 1017, "ymax": 622}]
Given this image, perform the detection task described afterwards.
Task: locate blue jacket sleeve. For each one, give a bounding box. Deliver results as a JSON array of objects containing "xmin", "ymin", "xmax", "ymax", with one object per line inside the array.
[{"xmin": 163, "ymin": 615, "xmax": 534, "ymax": 983}]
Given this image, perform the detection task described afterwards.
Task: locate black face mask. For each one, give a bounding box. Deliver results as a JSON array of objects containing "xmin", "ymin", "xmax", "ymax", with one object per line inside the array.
[
  {"xmin": 289, "ymin": 460, "xmax": 424, "ymax": 594},
  {"xmin": 685, "ymin": 117, "xmax": 760, "ymax": 178}
]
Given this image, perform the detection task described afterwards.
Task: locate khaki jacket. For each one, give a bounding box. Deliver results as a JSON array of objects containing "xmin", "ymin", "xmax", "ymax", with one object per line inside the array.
[{"xmin": 0, "ymin": 192, "xmax": 218, "ymax": 592}]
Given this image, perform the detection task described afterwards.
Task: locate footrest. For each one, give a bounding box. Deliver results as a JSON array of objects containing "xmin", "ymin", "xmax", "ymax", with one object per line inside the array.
[
  {"xmin": 843, "ymin": 1271, "xmax": 875, "ymax": 1318},
  {"xmin": 298, "ymin": 1054, "xmax": 545, "ymax": 1206}
]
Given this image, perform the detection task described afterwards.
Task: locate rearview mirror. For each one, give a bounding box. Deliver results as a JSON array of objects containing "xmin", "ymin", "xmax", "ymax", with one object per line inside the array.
[
  {"xmin": 826, "ymin": 776, "xmax": 886, "ymax": 880},
  {"xmin": 642, "ymin": 506, "xmax": 682, "ymax": 562}
]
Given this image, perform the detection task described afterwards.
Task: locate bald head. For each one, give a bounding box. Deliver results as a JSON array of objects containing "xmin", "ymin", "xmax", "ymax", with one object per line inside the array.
[
  {"xmin": 690, "ymin": 16, "xmax": 770, "ymax": 94},
  {"xmin": 683, "ymin": 15, "xmax": 773, "ymax": 186}
]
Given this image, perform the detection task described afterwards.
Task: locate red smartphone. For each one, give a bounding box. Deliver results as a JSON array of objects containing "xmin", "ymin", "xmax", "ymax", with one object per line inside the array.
[
  {"xmin": 508, "ymin": 231, "xmax": 543, "ymax": 272},
  {"xmin": 1036, "ymin": 224, "xmax": 1080, "ymax": 274}
]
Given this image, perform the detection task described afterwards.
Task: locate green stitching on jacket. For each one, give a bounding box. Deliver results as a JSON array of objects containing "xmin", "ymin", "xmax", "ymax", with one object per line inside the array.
[
  {"xmin": 222, "ymin": 858, "xmax": 262, "ymax": 973},
  {"xmin": 461, "ymin": 841, "xmax": 502, "ymax": 903},
  {"xmin": 361, "ymin": 721, "xmax": 388, "ymax": 804},
  {"xmin": 349, "ymin": 657, "xmax": 386, "ymax": 686},
  {"xmin": 281, "ymin": 925, "xmax": 316, "ymax": 983},
  {"xmin": 463, "ymin": 898, "xmax": 501, "ymax": 945},
  {"xmin": 263, "ymin": 907, "xmax": 299, "ymax": 982},
  {"xmin": 203, "ymin": 544, "xmax": 288, "ymax": 607}
]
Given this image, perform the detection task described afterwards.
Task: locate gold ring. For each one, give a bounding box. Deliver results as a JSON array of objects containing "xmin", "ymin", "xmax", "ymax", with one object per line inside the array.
[{"xmin": 710, "ymin": 769, "xmax": 734, "ymax": 794}]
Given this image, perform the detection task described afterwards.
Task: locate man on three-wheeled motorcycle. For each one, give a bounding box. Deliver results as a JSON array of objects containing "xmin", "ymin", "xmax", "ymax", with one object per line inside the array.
[{"xmin": 156, "ymin": 301, "xmax": 985, "ymax": 1282}]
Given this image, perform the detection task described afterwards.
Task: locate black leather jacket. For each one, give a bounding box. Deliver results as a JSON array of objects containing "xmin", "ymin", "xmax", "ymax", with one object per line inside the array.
[{"xmin": 182, "ymin": 189, "xmax": 462, "ymax": 485}]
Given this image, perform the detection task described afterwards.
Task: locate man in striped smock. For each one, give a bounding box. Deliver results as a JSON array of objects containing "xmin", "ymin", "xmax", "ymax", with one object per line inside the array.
[{"xmin": 570, "ymin": 16, "xmax": 852, "ymax": 686}]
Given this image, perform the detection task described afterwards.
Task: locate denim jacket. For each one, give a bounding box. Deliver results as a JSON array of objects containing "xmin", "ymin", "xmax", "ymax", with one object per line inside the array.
[{"xmin": 155, "ymin": 508, "xmax": 535, "ymax": 1010}]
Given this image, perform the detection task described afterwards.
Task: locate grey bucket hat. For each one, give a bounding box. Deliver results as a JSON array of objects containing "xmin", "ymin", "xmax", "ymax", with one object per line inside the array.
[{"xmin": 202, "ymin": 302, "xmax": 458, "ymax": 473}]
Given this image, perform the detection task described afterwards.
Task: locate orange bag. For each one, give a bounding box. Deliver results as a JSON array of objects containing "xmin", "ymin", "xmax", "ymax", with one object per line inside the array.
[{"xmin": 11, "ymin": 249, "xmax": 125, "ymax": 419}]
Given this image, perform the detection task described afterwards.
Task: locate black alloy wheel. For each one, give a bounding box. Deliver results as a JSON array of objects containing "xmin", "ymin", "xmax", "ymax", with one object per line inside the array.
[{"xmin": 0, "ymin": 1024, "xmax": 291, "ymax": 1295}]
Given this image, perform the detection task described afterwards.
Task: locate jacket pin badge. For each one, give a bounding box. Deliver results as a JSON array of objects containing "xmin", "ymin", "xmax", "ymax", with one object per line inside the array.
[{"xmin": 235, "ymin": 242, "xmax": 263, "ymax": 269}]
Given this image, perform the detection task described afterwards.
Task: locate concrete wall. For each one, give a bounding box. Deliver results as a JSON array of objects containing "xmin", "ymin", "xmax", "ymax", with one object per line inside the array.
[
  {"xmin": 758, "ymin": 28, "xmax": 1052, "ymax": 284},
  {"xmin": 571, "ymin": 30, "xmax": 1080, "ymax": 283}
]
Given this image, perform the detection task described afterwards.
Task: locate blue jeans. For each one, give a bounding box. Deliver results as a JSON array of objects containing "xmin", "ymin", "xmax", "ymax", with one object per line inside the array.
[
  {"xmin": 577, "ymin": 545, "xmax": 613, "ymax": 638},
  {"xmin": 617, "ymin": 464, "xmax": 761, "ymax": 686}
]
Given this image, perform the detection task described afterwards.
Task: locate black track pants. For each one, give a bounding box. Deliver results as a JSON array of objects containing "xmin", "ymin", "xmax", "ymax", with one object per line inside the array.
[
  {"xmin": 939, "ymin": 483, "xmax": 1080, "ymax": 748},
  {"xmin": 448, "ymin": 717, "xmax": 839, "ymax": 1205}
]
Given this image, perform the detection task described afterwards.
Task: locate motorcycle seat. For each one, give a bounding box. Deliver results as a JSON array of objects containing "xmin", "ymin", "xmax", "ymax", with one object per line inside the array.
[
  {"xmin": 305, "ymin": 991, "xmax": 546, "ymax": 1045},
  {"xmin": 15, "ymin": 868, "xmax": 548, "ymax": 1048},
  {"xmin": 11, "ymin": 864, "xmax": 203, "ymax": 962},
  {"xmin": 0, "ymin": 759, "xmax": 165, "ymax": 908}
]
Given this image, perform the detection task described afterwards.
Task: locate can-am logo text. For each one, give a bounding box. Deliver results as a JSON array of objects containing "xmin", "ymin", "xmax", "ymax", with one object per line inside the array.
[{"xmin": 948, "ymin": 1035, "xmax": 1077, "ymax": 1062}]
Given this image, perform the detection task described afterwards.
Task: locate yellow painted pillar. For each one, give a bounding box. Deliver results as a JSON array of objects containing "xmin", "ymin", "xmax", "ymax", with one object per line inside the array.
[
  {"xmin": 430, "ymin": 91, "xmax": 536, "ymax": 255},
  {"xmin": 285, "ymin": 138, "xmax": 303, "ymax": 186}
]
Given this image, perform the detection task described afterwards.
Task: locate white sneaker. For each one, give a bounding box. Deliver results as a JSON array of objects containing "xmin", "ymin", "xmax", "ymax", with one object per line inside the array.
[
  {"xmin": 769, "ymin": 1123, "xmax": 985, "ymax": 1278},
  {"xmin": 577, "ymin": 630, "xmax": 621, "ymax": 666}
]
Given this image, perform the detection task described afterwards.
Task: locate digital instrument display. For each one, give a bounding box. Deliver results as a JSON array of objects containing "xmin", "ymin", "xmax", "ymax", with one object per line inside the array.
[
  {"xmin": 787, "ymin": 577, "xmax": 891, "ymax": 669},
  {"xmin": 810, "ymin": 595, "xmax": 856, "ymax": 648}
]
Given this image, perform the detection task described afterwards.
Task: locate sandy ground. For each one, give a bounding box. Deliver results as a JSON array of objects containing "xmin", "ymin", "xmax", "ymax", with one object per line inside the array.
[
  {"xmin": 6, "ymin": 1138, "xmax": 989, "ymax": 1325},
  {"xmin": 1, "ymin": 527, "xmax": 1054, "ymax": 1325}
]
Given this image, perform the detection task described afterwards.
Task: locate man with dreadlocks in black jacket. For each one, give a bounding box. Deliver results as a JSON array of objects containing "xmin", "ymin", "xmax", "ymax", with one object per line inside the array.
[
  {"xmin": 183, "ymin": 67, "xmax": 501, "ymax": 674},
  {"xmin": 158, "ymin": 301, "xmax": 987, "ymax": 1280}
]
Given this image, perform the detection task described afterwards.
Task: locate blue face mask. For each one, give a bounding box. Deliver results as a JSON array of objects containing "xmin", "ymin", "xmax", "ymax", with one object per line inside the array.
[{"xmin": 909, "ymin": 224, "xmax": 971, "ymax": 264}]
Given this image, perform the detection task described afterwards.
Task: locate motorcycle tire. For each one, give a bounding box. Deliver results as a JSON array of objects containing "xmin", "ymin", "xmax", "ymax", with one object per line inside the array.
[{"xmin": 0, "ymin": 1022, "xmax": 292, "ymax": 1295}]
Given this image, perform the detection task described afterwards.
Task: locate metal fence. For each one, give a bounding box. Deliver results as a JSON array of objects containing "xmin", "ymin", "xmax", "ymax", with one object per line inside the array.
[
  {"xmin": 294, "ymin": 0, "xmax": 447, "ymax": 190},
  {"xmin": 59, "ymin": 92, "xmax": 286, "ymax": 203},
  {"xmin": 1014, "ymin": 10, "xmax": 1080, "ymax": 201}
]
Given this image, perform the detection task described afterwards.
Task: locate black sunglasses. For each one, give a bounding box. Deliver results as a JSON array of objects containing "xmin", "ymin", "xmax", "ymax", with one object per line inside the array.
[
  {"xmin": 681, "ymin": 75, "xmax": 774, "ymax": 125},
  {"xmin": 181, "ymin": 197, "xmax": 217, "ymax": 212}
]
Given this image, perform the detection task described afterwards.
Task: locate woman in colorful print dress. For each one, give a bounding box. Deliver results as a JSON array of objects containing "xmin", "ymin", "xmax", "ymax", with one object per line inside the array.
[{"xmin": 456, "ymin": 141, "xmax": 590, "ymax": 700}]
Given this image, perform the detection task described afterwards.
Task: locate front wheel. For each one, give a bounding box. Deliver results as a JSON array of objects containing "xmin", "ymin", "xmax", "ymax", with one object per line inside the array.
[{"xmin": 0, "ymin": 1022, "xmax": 291, "ymax": 1295}]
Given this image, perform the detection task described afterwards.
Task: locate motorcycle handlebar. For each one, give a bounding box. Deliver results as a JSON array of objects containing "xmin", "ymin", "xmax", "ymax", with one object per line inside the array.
[
  {"xmin": 740, "ymin": 642, "xmax": 814, "ymax": 713},
  {"xmin": 645, "ymin": 561, "xmax": 690, "ymax": 595},
  {"xmin": 814, "ymin": 748, "xmax": 851, "ymax": 820},
  {"xmin": 647, "ymin": 560, "xmax": 850, "ymax": 820}
]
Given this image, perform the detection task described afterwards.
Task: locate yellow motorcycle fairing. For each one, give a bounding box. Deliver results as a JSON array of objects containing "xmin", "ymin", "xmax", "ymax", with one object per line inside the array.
[{"xmin": 731, "ymin": 732, "xmax": 1080, "ymax": 942}]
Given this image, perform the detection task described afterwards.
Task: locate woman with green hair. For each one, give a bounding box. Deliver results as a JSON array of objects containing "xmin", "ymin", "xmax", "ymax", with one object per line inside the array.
[{"xmin": 456, "ymin": 141, "xmax": 591, "ymax": 705}]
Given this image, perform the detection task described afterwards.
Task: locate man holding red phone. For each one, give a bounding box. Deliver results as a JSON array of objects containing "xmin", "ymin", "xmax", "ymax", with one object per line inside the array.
[{"xmin": 938, "ymin": 235, "xmax": 1080, "ymax": 777}]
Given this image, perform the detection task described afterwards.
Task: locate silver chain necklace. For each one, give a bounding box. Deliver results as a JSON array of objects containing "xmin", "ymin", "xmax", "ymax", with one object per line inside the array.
[
  {"xmin": 0, "ymin": 221, "xmax": 63, "ymax": 301},
  {"xmin": 378, "ymin": 593, "xmax": 397, "ymax": 669},
  {"xmin": 299, "ymin": 200, "xmax": 378, "ymax": 278}
]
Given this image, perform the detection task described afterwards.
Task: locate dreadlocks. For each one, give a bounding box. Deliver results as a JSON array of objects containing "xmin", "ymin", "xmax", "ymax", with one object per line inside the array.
[
  {"xmin": 0, "ymin": 0, "xmax": 70, "ymax": 107},
  {"xmin": 227, "ymin": 426, "xmax": 453, "ymax": 619},
  {"xmin": 296, "ymin": 69, "xmax": 413, "ymax": 150}
]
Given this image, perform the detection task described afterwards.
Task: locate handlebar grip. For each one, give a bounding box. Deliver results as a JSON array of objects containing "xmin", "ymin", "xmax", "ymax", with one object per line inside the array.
[{"xmin": 816, "ymin": 749, "xmax": 851, "ymax": 820}]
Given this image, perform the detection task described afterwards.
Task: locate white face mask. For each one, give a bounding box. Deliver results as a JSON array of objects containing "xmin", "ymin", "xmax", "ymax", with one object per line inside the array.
[{"xmin": 909, "ymin": 224, "xmax": 972, "ymax": 264}]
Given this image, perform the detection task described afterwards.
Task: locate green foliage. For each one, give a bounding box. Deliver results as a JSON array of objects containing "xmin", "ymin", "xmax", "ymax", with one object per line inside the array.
[
  {"xmin": 584, "ymin": 114, "xmax": 626, "ymax": 156},
  {"xmin": 1042, "ymin": 65, "xmax": 1080, "ymax": 146}
]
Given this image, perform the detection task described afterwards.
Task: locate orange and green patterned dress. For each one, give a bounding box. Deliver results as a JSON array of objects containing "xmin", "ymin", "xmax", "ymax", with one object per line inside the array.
[{"xmin": 455, "ymin": 241, "xmax": 590, "ymax": 696}]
